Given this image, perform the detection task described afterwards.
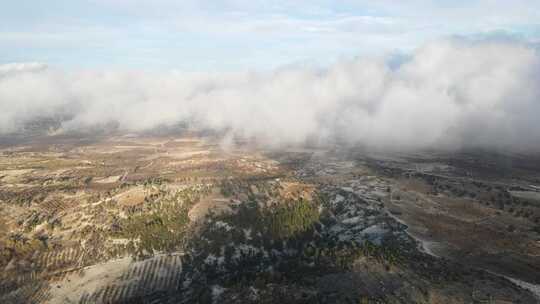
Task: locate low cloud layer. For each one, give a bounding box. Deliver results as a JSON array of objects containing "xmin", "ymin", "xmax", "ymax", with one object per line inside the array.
[{"xmin": 1, "ymin": 39, "xmax": 539, "ymax": 151}]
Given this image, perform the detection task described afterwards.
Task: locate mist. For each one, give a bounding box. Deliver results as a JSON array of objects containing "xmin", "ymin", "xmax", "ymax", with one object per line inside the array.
[{"xmin": 1, "ymin": 38, "xmax": 539, "ymax": 152}]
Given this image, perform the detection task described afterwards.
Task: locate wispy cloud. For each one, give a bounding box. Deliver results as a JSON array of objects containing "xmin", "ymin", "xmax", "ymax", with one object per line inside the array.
[{"xmin": 1, "ymin": 1, "xmax": 539, "ymax": 69}]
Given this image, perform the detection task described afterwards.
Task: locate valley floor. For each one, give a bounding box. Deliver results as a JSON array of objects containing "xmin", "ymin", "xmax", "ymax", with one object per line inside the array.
[{"xmin": 1, "ymin": 134, "xmax": 539, "ymax": 303}]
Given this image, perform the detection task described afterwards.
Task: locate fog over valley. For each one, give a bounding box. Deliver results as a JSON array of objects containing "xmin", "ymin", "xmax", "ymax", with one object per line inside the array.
[{"xmin": 2, "ymin": 38, "xmax": 539, "ymax": 152}]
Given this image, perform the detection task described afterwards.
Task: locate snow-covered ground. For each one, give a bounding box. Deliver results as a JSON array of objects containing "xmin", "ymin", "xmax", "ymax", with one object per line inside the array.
[{"xmin": 506, "ymin": 277, "xmax": 540, "ymax": 300}]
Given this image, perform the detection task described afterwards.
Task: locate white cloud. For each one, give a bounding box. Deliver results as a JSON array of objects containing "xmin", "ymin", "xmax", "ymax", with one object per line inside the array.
[
  {"xmin": 0, "ymin": 62, "xmax": 47, "ymax": 77},
  {"xmin": 1, "ymin": 39, "xmax": 539, "ymax": 152}
]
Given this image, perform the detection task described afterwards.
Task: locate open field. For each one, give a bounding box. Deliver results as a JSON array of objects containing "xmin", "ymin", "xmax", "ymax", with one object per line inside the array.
[{"xmin": 0, "ymin": 134, "xmax": 539, "ymax": 303}]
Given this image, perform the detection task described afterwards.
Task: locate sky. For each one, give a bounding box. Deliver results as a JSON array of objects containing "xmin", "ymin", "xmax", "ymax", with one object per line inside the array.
[
  {"xmin": 1, "ymin": 0, "xmax": 540, "ymax": 71},
  {"xmin": 1, "ymin": 1, "xmax": 540, "ymax": 152}
]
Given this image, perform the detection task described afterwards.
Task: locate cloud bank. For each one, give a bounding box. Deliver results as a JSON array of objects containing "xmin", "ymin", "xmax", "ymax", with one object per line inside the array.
[{"xmin": 1, "ymin": 39, "xmax": 539, "ymax": 151}]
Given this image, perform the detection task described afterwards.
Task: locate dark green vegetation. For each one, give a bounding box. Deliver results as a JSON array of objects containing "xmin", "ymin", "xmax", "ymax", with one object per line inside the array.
[
  {"xmin": 266, "ymin": 198, "xmax": 320, "ymax": 239},
  {"xmin": 177, "ymin": 192, "xmax": 405, "ymax": 303},
  {"xmin": 115, "ymin": 185, "xmax": 211, "ymax": 258}
]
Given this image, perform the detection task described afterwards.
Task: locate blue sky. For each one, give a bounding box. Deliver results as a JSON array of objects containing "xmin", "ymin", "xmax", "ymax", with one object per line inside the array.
[{"xmin": 1, "ymin": 0, "xmax": 540, "ymax": 71}]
